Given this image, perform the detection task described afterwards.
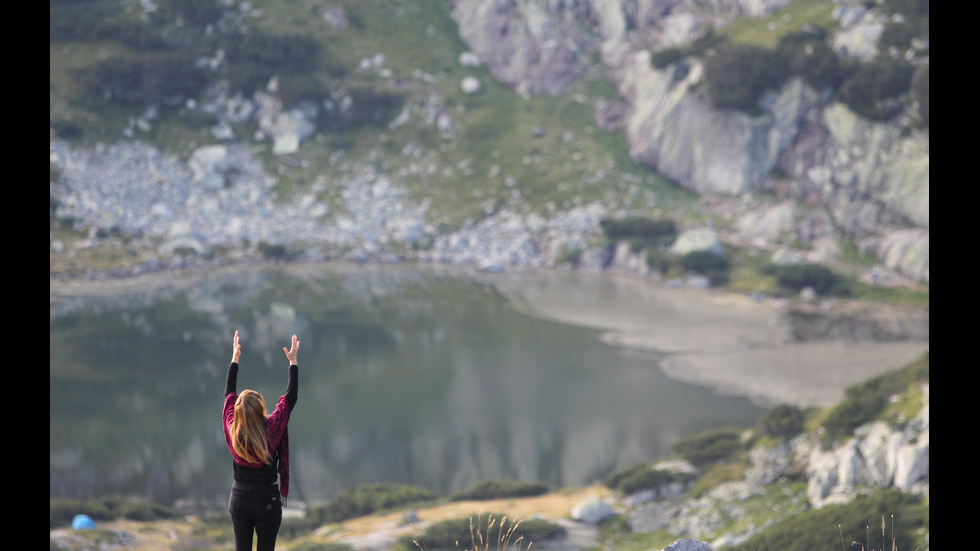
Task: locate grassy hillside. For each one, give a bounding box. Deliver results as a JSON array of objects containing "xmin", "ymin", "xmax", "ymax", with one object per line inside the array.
[{"xmin": 50, "ymin": 0, "xmax": 699, "ymax": 231}]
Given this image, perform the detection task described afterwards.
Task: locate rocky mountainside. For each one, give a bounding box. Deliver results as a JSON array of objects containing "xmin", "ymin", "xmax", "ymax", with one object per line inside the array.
[
  {"xmin": 448, "ymin": 0, "xmax": 928, "ymax": 282},
  {"xmin": 50, "ymin": 0, "xmax": 927, "ymax": 287}
]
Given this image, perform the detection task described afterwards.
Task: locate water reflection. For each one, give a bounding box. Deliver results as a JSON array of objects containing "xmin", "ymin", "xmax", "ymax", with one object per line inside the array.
[{"xmin": 50, "ymin": 263, "xmax": 766, "ymax": 507}]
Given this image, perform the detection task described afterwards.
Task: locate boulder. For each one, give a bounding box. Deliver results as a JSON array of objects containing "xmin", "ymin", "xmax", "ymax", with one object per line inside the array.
[
  {"xmin": 663, "ymin": 539, "xmax": 713, "ymax": 551},
  {"xmin": 461, "ymin": 77, "xmax": 482, "ymax": 94},
  {"xmin": 188, "ymin": 145, "xmax": 229, "ymax": 190},
  {"xmin": 670, "ymin": 228, "xmax": 723, "ymax": 256},
  {"xmin": 571, "ymin": 497, "xmax": 614, "ymax": 525}
]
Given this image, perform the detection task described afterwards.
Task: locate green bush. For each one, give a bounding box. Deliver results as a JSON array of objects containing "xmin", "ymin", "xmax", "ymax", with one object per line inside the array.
[
  {"xmin": 726, "ymin": 488, "xmax": 927, "ymax": 551},
  {"xmin": 681, "ymin": 251, "xmax": 730, "ymax": 286},
  {"xmin": 75, "ymin": 53, "xmax": 209, "ymax": 108},
  {"xmin": 837, "ymin": 57, "xmax": 915, "ymax": 121},
  {"xmin": 106, "ymin": 498, "xmax": 182, "ymax": 521},
  {"xmin": 604, "ymin": 464, "xmax": 695, "ymax": 495},
  {"xmin": 277, "ymin": 74, "xmax": 331, "ymax": 108},
  {"xmin": 686, "ymin": 26, "xmax": 726, "ymax": 58},
  {"xmin": 775, "ymin": 29, "xmax": 842, "ymax": 91},
  {"xmin": 878, "ymin": 20, "xmax": 918, "ymax": 55},
  {"xmin": 50, "ymin": 0, "xmax": 136, "ymax": 42},
  {"xmin": 880, "ymin": 0, "xmax": 930, "ymax": 17},
  {"xmin": 599, "ymin": 217, "xmax": 677, "ymax": 243},
  {"xmin": 317, "ymin": 86, "xmax": 406, "ymax": 132},
  {"xmin": 910, "ymin": 64, "xmax": 929, "ymax": 128},
  {"xmin": 49, "ymin": 496, "xmax": 181, "ymax": 528},
  {"xmin": 307, "ymin": 482, "xmax": 438, "ymax": 524},
  {"xmin": 703, "ymin": 42, "xmax": 787, "ymax": 113},
  {"xmin": 644, "ymin": 250, "xmax": 677, "ymax": 276},
  {"xmin": 222, "ymin": 30, "xmax": 320, "ymax": 74},
  {"xmin": 672, "ymin": 428, "xmax": 745, "ymax": 468},
  {"xmin": 258, "ymin": 242, "xmax": 294, "ymax": 261},
  {"xmin": 219, "ymin": 30, "xmax": 322, "ymax": 97},
  {"xmin": 762, "ymin": 263, "xmax": 849, "ymax": 297},
  {"xmin": 50, "ymin": 498, "xmax": 112, "ymax": 528},
  {"xmin": 157, "ymin": 0, "xmax": 224, "ymax": 27},
  {"xmin": 758, "ymin": 403, "xmax": 806, "ymax": 438},
  {"xmin": 401, "ymin": 513, "xmax": 564, "ymax": 551},
  {"xmin": 449, "ymin": 480, "xmax": 550, "ymax": 501},
  {"xmin": 51, "ymin": 120, "xmax": 84, "ymax": 141},
  {"xmin": 650, "ymin": 47, "xmax": 684, "ymax": 69},
  {"xmin": 821, "ymin": 352, "xmax": 928, "ymax": 441}
]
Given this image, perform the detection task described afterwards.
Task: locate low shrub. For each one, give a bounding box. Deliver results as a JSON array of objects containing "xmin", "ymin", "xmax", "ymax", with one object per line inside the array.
[
  {"xmin": 681, "ymin": 251, "xmax": 731, "ymax": 286},
  {"xmin": 50, "ymin": 0, "xmax": 140, "ymax": 42},
  {"xmin": 75, "ymin": 53, "xmax": 209, "ymax": 109},
  {"xmin": 604, "ymin": 464, "xmax": 695, "ymax": 495},
  {"xmin": 449, "ymin": 480, "xmax": 549, "ymax": 501},
  {"xmin": 758, "ymin": 403, "xmax": 806, "ymax": 439},
  {"xmin": 157, "ymin": 0, "xmax": 224, "ymax": 27},
  {"xmin": 775, "ymin": 29, "xmax": 842, "ymax": 91},
  {"xmin": 650, "ymin": 47, "xmax": 684, "ymax": 69},
  {"xmin": 672, "ymin": 427, "xmax": 745, "ymax": 468},
  {"xmin": 599, "ymin": 217, "xmax": 677, "ymax": 244},
  {"xmin": 50, "ymin": 498, "xmax": 112, "ymax": 528},
  {"xmin": 112, "ymin": 499, "xmax": 182, "ymax": 521},
  {"xmin": 703, "ymin": 41, "xmax": 787, "ymax": 113},
  {"xmin": 218, "ymin": 30, "xmax": 322, "ymax": 98},
  {"xmin": 316, "ymin": 86, "xmax": 406, "ymax": 132},
  {"xmin": 725, "ymin": 488, "xmax": 928, "ymax": 551},
  {"xmin": 307, "ymin": 482, "xmax": 439, "ymax": 524},
  {"xmin": 49, "ymin": 496, "xmax": 181, "ymax": 528},
  {"xmin": 837, "ymin": 57, "xmax": 915, "ymax": 121},
  {"xmin": 910, "ymin": 64, "xmax": 929, "ymax": 128},
  {"xmin": 762, "ymin": 263, "xmax": 849, "ymax": 297},
  {"xmin": 821, "ymin": 352, "xmax": 928, "ymax": 441}
]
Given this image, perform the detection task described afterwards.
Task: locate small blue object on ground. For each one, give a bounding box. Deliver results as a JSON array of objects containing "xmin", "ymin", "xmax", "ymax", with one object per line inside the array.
[{"xmin": 72, "ymin": 514, "xmax": 96, "ymax": 530}]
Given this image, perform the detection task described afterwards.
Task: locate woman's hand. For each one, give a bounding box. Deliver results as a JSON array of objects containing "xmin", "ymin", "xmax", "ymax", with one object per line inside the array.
[
  {"xmin": 283, "ymin": 334, "xmax": 300, "ymax": 365},
  {"xmin": 232, "ymin": 330, "xmax": 242, "ymax": 363}
]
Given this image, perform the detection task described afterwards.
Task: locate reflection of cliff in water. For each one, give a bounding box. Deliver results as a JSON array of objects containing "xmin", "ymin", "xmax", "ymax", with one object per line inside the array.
[
  {"xmin": 786, "ymin": 307, "xmax": 929, "ymax": 343},
  {"xmin": 50, "ymin": 264, "xmax": 766, "ymax": 509}
]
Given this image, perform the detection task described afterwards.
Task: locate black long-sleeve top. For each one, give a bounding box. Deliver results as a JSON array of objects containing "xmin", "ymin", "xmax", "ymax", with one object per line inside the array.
[{"xmin": 222, "ymin": 362, "xmax": 298, "ymax": 485}]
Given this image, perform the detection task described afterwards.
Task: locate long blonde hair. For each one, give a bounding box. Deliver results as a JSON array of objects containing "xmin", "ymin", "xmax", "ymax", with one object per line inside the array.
[{"xmin": 230, "ymin": 390, "xmax": 272, "ymax": 465}]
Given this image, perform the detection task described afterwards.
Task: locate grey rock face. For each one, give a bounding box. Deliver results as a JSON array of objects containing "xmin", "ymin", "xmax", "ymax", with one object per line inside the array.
[
  {"xmin": 804, "ymin": 384, "xmax": 929, "ymax": 507},
  {"xmin": 448, "ymin": 0, "xmax": 929, "ymax": 282}
]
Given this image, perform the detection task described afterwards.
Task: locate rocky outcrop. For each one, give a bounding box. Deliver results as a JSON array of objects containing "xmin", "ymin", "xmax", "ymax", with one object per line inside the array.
[
  {"xmin": 448, "ymin": 0, "xmax": 929, "ymax": 282},
  {"xmin": 802, "ymin": 384, "xmax": 929, "ymax": 507},
  {"xmin": 619, "ymin": 385, "xmax": 928, "ymax": 546},
  {"xmin": 447, "ymin": 0, "xmax": 597, "ymax": 97}
]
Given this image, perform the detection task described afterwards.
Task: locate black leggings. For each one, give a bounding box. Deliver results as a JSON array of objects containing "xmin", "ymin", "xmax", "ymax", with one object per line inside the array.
[{"xmin": 228, "ymin": 481, "xmax": 283, "ymax": 551}]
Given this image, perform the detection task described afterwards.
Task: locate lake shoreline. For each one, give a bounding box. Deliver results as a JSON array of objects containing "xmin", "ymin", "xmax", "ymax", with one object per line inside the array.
[{"xmin": 51, "ymin": 259, "xmax": 929, "ymax": 409}]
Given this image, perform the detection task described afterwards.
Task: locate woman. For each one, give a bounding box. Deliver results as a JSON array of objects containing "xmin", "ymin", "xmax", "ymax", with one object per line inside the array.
[{"xmin": 222, "ymin": 330, "xmax": 300, "ymax": 551}]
